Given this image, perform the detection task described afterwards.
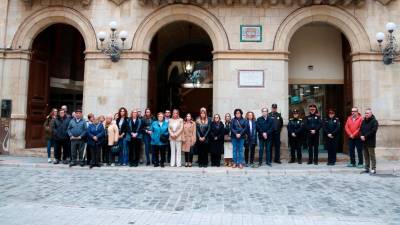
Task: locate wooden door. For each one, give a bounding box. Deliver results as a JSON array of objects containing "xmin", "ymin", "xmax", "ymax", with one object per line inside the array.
[{"xmin": 25, "ymin": 33, "xmax": 50, "ymax": 148}]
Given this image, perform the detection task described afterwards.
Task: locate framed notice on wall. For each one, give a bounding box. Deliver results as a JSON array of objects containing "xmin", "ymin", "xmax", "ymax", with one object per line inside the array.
[
  {"xmin": 238, "ymin": 70, "xmax": 264, "ymax": 88},
  {"xmin": 240, "ymin": 25, "xmax": 262, "ymax": 42}
]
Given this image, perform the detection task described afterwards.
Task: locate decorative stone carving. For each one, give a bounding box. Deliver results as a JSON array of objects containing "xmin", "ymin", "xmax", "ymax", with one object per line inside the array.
[
  {"xmin": 375, "ymin": 0, "xmax": 394, "ymax": 5},
  {"xmin": 135, "ymin": 0, "xmax": 387, "ymax": 7},
  {"xmin": 21, "ymin": 0, "xmax": 92, "ymax": 6},
  {"xmin": 109, "ymin": 0, "xmax": 128, "ymax": 5}
]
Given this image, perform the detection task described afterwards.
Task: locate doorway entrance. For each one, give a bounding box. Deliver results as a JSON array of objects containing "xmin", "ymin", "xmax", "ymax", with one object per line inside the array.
[
  {"xmin": 25, "ymin": 24, "xmax": 85, "ymax": 148},
  {"xmin": 288, "ymin": 22, "xmax": 353, "ymax": 153},
  {"xmin": 148, "ymin": 21, "xmax": 213, "ymax": 117}
]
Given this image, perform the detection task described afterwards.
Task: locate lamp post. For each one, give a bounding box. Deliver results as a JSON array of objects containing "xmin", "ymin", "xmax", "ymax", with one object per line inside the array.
[
  {"xmin": 376, "ymin": 22, "xmax": 398, "ymax": 65},
  {"xmin": 97, "ymin": 21, "xmax": 128, "ymax": 62}
]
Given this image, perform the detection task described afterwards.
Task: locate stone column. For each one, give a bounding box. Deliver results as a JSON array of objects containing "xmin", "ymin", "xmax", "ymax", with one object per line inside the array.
[
  {"xmin": 212, "ymin": 51, "xmax": 289, "ymax": 156},
  {"xmin": 352, "ymin": 56, "xmax": 400, "ymax": 160},
  {"xmin": 0, "ymin": 51, "xmax": 31, "ymax": 153},
  {"xmin": 83, "ymin": 51, "xmax": 149, "ymax": 116}
]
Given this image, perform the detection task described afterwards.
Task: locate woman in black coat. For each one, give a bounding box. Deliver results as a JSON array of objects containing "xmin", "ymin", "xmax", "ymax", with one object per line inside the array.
[
  {"xmin": 196, "ymin": 107, "xmax": 211, "ymax": 168},
  {"xmin": 210, "ymin": 114, "xmax": 225, "ymax": 167}
]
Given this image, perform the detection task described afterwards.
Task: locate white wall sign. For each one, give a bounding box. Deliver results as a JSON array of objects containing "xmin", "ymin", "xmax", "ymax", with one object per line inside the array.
[{"xmin": 238, "ymin": 70, "xmax": 264, "ymax": 87}]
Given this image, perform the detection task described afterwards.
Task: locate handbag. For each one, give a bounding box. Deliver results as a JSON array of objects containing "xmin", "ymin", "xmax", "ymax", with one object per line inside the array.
[
  {"xmin": 111, "ymin": 144, "xmax": 120, "ymax": 153},
  {"xmin": 236, "ymin": 119, "xmax": 248, "ymax": 139},
  {"xmin": 160, "ymin": 133, "xmax": 169, "ymax": 143}
]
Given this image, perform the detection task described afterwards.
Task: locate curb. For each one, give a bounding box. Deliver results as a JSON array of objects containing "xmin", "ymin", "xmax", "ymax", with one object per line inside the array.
[{"xmin": 1, "ymin": 161, "xmax": 397, "ymax": 176}]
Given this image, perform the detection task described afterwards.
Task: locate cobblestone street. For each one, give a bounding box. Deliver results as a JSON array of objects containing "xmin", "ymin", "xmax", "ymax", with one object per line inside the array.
[{"xmin": 0, "ymin": 157, "xmax": 399, "ymax": 225}]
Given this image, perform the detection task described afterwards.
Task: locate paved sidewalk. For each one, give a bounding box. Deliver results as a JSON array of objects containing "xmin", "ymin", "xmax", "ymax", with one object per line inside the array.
[
  {"xmin": 0, "ymin": 156, "xmax": 399, "ymax": 225},
  {"xmin": 1, "ymin": 155, "xmax": 399, "ymax": 175}
]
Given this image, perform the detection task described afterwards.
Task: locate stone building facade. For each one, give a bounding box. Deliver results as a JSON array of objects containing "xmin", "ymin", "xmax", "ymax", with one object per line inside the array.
[{"xmin": 0, "ymin": 0, "xmax": 399, "ymax": 159}]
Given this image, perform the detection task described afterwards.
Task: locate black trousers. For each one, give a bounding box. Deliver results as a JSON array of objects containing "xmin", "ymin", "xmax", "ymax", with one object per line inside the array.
[
  {"xmin": 307, "ymin": 134, "xmax": 319, "ymax": 163},
  {"xmin": 54, "ymin": 139, "xmax": 70, "ymax": 161},
  {"xmin": 129, "ymin": 138, "xmax": 142, "ymax": 165},
  {"xmin": 88, "ymin": 144, "xmax": 101, "ymax": 166},
  {"xmin": 289, "ymin": 138, "xmax": 302, "ymax": 161},
  {"xmin": 109, "ymin": 145, "xmax": 119, "ymax": 164},
  {"xmin": 197, "ymin": 142, "xmax": 209, "ymax": 166},
  {"xmin": 166, "ymin": 141, "xmax": 171, "ymax": 163},
  {"xmin": 326, "ymin": 137, "xmax": 338, "ymax": 164},
  {"xmin": 102, "ymin": 142, "xmax": 109, "ymax": 164},
  {"xmin": 271, "ymin": 131, "xmax": 281, "ymax": 162},
  {"xmin": 153, "ymin": 145, "xmax": 166, "ymax": 166},
  {"xmin": 86, "ymin": 144, "xmax": 91, "ymax": 165},
  {"xmin": 244, "ymin": 143, "xmax": 256, "ymax": 164},
  {"xmin": 184, "ymin": 152, "xmax": 193, "ymax": 163}
]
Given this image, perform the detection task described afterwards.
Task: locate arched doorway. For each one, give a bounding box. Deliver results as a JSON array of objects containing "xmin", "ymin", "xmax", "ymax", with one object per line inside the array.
[
  {"xmin": 288, "ymin": 22, "xmax": 353, "ymax": 153},
  {"xmin": 25, "ymin": 24, "xmax": 85, "ymax": 148},
  {"xmin": 148, "ymin": 21, "xmax": 213, "ymax": 117}
]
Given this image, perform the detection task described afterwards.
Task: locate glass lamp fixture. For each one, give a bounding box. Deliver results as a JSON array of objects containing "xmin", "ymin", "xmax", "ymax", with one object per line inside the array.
[
  {"xmin": 97, "ymin": 21, "xmax": 128, "ymax": 62},
  {"xmin": 376, "ymin": 22, "xmax": 398, "ymax": 65}
]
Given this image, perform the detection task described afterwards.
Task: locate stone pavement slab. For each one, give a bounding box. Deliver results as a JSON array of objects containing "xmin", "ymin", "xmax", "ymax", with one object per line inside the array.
[{"xmin": 0, "ymin": 158, "xmax": 399, "ymax": 225}]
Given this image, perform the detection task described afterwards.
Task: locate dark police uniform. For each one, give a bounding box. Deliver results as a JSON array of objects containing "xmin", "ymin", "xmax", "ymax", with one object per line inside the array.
[
  {"xmin": 323, "ymin": 116, "xmax": 341, "ymax": 165},
  {"xmin": 287, "ymin": 113, "xmax": 304, "ymax": 163},
  {"xmin": 269, "ymin": 104, "xmax": 283, "ymax": 163},
  {"xmin": 304, "ymin": 111, "xmax": 322, "ymax": 164}
]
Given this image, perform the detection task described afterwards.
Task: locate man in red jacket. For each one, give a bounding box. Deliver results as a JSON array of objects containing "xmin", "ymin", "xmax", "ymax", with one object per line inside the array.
[{"xmin": 345, "ymin": 107, "xmax": 364, "ymax": 168}]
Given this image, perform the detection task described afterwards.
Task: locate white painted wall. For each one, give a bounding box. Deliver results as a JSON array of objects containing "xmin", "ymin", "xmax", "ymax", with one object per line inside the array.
[{"xmin": 288, "ymin": 25, "xmax": 344, "ymax": 84}]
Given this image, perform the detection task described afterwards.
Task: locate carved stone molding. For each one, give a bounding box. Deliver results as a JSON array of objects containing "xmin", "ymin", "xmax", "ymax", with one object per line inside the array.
[
  {"xmin": 109, "ymin": 0, "xmax": 129, "ymax": 5},
  {"xmin": 136, "ymin": 0, "xmax": 372, "ymax": 7},
  {"xmin": 21, "ymin": 0, "xmax": 92, "ymax": 6}
]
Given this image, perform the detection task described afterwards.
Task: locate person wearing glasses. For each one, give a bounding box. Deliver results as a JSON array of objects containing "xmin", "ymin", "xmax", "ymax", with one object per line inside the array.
[
  {"xmin": 256, "ymin": 108, "xmax": 274, "ymax": 167},
  {"xmin": 345, "ymin": 107, "xmax": 364, "ymax": 168}
]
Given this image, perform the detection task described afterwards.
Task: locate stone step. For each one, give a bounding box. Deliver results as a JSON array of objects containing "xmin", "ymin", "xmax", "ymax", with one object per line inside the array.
[{"xmin": 8, "ymin": 147, "xmax": 350, "ymax": 163}]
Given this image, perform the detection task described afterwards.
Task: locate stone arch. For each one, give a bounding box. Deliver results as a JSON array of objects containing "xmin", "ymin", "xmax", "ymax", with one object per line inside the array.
[
  {"xmin": 132, "ymin": 4, "xmax": 229, "ymax": 52},
  {"xmin": 12, "ymin": 6, "xmax": 97, "ymax": 51},
  {"xmin": 274, "ymin": 5, "xmax": 371, "ymax": 53}
]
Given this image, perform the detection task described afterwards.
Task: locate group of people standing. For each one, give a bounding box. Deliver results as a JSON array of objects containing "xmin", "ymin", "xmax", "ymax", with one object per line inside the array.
[
  {"xmin": 43, "ymin": 103, "xmax": 379, "ymax": 173},
  {"xmin": 287, "ymin": 104, "xmax": 379, "ymax": 174}
]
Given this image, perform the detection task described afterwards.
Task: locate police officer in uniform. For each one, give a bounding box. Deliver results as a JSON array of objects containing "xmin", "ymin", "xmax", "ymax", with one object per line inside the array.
[
  {"xmin": 287, "ymin": 109, "xmax": 304, "ymax": 164},
  {"xmin": 323, "ymin": 108, "xmax": 341, "ymax": 166},
  {"xmin": 305, "ymin": 104, "xmax": 322, "ymax": 165},
  {"xmin": 269, "ymin": 103, "xmax": 283, "ymax": 164}
]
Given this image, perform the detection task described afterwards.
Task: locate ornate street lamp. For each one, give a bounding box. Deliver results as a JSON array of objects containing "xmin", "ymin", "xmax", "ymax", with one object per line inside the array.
[
  {"xmin": 376, "ymin": 22, "xmax": 398, "ymax": 65},
  {"xmin": 97, "ymin": 21, "xmax": 128, "ymax": 62}
]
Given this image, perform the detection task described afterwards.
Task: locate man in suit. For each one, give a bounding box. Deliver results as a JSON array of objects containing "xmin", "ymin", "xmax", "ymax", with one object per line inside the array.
[{"xmin": 256, "ymin": 108, "xmax": 274, "ymax": 166}]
